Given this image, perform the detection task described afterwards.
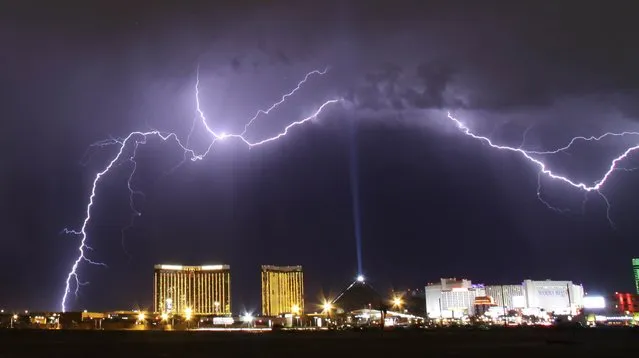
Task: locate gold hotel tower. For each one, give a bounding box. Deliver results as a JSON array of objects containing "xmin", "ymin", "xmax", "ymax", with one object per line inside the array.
[
  {"xmin": 154, "ymin": 264, "xmax": 231, "ymax": 315},
  {"xmin": 261, "ymin": 265, "xmax": 304, "ymax": 316}
]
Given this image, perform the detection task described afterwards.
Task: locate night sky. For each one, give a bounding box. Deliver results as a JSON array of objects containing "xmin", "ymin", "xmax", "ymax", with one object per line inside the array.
[{"xmin": 2, "ymin": 1, "xmax": 639, "ymax": 313}]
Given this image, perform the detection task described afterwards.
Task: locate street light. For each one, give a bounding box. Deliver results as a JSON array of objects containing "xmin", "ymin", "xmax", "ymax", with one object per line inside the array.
[
  {"xmin": 184, "ymin": 307, "xmax": 193, "ymax": 329},
  {"xmin": 292, "ymin": 305, "xmax": 302, "ymax": 327},
  {"xmin": 161, "ymin": 312, "xmax": 168, "ymax": 322},
  {"xmin": 393, "ymin": 297, "xmax": 403, "ymax": 309},
  {"xmin": 137, "ymin": 312, "xmax": 145, "ymax": 324},
  {"xmin": 322, "ymin": 302, "xmax": 332, "ymax": 313},
  {"xmin": 242, "ymin": 313, "xmax": 253, "ymax": 327},
  {"xmin": 323, "ymin": 301, "xmax": 333, "ymax": 323},
  {"xmin": 214, "ymin": 301, "xmax": 220, "ymax": 314}
]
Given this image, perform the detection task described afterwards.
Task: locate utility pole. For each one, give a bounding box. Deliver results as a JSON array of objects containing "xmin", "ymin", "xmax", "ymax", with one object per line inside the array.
[
  {"xmin": 502, "ymin": 285, "xmax": 507, "ymax": 327},
  {"xmin": 566, "ymin": 283, "xmax": 572, "ymax": 315}
]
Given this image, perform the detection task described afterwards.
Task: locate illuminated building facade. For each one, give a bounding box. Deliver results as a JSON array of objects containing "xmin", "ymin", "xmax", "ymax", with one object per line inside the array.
[
  {"xmin": 426, "ymin": 278, "xmax": 584, "ymax": 318},
  {"xmin": 153, "ymin": 264, "xmax": 231, "ymax": 315},
  {"xmin": 261, "ymin": 265, "xmax": 304, "ymax": 316},
  {"xmin": 440, "ymin": 287, "xmax": 484, "ymax": 316},
  {"xmin": 633, "ymin": 258, "xmax": 639, "ymax": 294},
  {"xmin": 425, "ymin": 278, "xmax": 482, "ymax": 318},
  {"xmin": 522, "ymin": 279, "xmax": 584, "ymax": 315},
  {"xmin": 613, "ymin": 292, "xmax": 639, "ymax": 314},
  {"xmin": 484, "ymin": 285, "xmax": 526, "ymax": 309}
]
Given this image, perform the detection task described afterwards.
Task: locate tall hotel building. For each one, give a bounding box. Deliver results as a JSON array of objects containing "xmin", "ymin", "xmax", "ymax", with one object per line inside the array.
[
  {"xmin": 633, "ymin": 258, "xmax": 639, "ymax": 294},
  {"xmin": 154, "ymin": 264, "xmax": 231, "ymax": 315},
  {"xmin": 261, "ymin": 265, "xmax": 304, "ymax": 316}
]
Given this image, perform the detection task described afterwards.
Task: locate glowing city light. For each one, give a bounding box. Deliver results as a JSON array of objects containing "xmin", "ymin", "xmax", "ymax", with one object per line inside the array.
[
  {"xmin": 322, "ymin": 301, "xmax": 333, "ymax": 312},
  {"xmin": 137, "ymin": 312, "xmax": 145, "ymax": 322},
  {"xmin": 184, "ymin": 307, "xmax": 193, "ymax": 321},
  {"xmin": 200, "ymin": 265, "xmax": 224, "ymax": 271},
  {"xmin": 242, "ymin": 313, "xmax": 253, "ymax": 322},
  {"xmin": 159, "ymin": 265, "xmax": 183, "ymax": 271},
  {"xmin": 60, "ymin": 68, "xmax": 338, "ymax": 312},
  {"xmin": 356, "ymin": 275, "xmax": 365, "ymax": 282},
  {"xmin": 161, "ymin": 312, "xmax": 168, "ymax": 321},
  {"xmin": 393, "ymin": 297, "xmax": 402, "ymax": 307},
  {"xmin": 583, "ymin": 296, "xmax": 606, "ymax": 309},
  {"xmin": 292, "ymin": 304, "xmax": 300, "ymax": 314}
]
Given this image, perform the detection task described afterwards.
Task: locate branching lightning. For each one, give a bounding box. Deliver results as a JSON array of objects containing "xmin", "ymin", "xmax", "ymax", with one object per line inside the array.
[
  {"xmin": 61, "ymin": 68, "xmax": 339, "ymax": 312},
  {"xmin": 447, "ymin": 112, "xmax": 639, "ymax": 226}
]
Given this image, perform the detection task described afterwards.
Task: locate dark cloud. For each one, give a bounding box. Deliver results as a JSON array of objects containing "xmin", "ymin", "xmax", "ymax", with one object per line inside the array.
[
  {"xmin": 330, "ymin": 1, "xmax": 639, "ymax": 116},
  {"xmin": 347, "ymin": 60, "xmax": 460, "ymax": 112},
  {"xmin": 407, "ymin": 61, "xmax": 456, "ymax": 109}
]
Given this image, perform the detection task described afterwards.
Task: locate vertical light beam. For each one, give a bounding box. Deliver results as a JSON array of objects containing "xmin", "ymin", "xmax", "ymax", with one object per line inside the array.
[{"xmin": 349, "ymin": 119, "xmax": 364, "ymax": 276}]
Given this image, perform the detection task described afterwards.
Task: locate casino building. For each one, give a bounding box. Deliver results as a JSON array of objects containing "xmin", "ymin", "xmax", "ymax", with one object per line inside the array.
[
  {"xmin": 153, "ymin": 264, "xmax": 231, "ymax": 315},
  {"xmin": 425, "ymin": 278, "xmax": 584, "ymax": 318},
  {"xmin": 261, "ymin": 265, "xmax": 304, "ymax": 316}
]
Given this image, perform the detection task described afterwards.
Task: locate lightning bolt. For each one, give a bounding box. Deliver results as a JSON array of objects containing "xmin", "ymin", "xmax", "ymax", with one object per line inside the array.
[
  {"xmin": 61, "ymin": 68, "xmax": 339, "ymax": 312},
  {"xmin": 447, "ymin": 112, "xmax": 639, "ymax": 226},
  {"xmin": 240, "ymin": 67, "xmax": 329, "ymax": 136}
]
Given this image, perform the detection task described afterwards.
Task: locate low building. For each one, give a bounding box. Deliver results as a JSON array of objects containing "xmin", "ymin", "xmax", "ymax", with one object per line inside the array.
[{"xmin": 332, "ymin": 278, "xmax": 384, "ymax": 314}]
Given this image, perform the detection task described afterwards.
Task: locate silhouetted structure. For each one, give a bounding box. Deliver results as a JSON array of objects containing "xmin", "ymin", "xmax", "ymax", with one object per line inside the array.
[{"xmin": 332, "ymin": 279, "xmax": 383, "ymax": 314}]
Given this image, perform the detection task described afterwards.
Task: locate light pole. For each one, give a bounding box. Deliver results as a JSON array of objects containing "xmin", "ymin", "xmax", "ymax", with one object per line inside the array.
[
  {"xmin": 393, "ymin": 297, "xmax": 403, "ymax": 311},
  {"xmin": 323, "ymin": 302, "xmax": 333, "ymax": 328},
  {"xmin": 242, "ymin": 313, "xmax": 253, "ymax": 328},
  {"xmin": 184, "ymin": 307, "xmax": 192, "ymax": 329},
  {"xmin": 292, "ymin": 304, "xmax": 301, "ymax": 327},
  {"xmin": 323, "ymin": 302, "xmax": 332, "ymax": 317},
  {"xmin": 161, "ymin": 312, "xmax": 169, "ymax": 328}
]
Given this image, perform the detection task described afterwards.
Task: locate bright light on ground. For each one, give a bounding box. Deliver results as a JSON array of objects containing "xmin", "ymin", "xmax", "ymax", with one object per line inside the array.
[
  {"xmin": 393, "ymin": 297, "xmax": 402, "ymax": 307},
  {"xmin": 242, "ymin": 313, "xmax": 253, "ymax": 322},
  {"xmin": 323, "ymin": 302, "xmax": 332, "ymax": 312}
]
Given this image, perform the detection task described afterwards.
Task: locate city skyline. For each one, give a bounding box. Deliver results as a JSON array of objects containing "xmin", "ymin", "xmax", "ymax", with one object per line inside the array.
[{"xmin": 1, "ymin": 257, "xmax": 637, "ymax": 314}]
